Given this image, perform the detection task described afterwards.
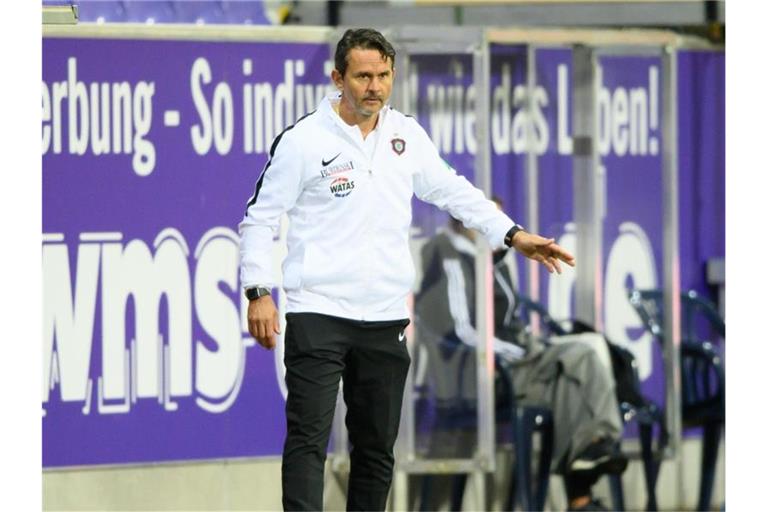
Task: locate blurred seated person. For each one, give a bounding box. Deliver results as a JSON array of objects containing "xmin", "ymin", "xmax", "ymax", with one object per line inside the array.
[{"xmin": 414, "ymin": 209, "xmax": 627, "ymax": 511}]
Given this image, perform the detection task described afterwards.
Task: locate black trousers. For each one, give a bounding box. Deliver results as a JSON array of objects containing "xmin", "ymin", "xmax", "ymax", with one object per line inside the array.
[{"xmin": 281, "ymin": 313, "xmax": 411, "ymax": 511}]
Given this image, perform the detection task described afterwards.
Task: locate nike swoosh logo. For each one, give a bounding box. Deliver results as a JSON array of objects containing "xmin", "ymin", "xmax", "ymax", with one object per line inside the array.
[
  {"xmin": 398, "ymin": 331, "xmax": 406, "ymax": 342},
  {"xmin": 322, "ymin": 153, "xmax": 341, "ymax": 167}
]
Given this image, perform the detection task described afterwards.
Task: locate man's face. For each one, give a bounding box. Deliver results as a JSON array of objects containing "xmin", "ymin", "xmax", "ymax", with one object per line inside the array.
[{"xmin": 333, "ymin": 48, "xmax": 395, "ymax": 118}]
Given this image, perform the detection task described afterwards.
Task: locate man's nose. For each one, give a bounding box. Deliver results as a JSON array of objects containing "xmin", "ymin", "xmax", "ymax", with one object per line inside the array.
[{"xmin": 368, "ymin": 77, "xmax": 382, "ymax": 93}]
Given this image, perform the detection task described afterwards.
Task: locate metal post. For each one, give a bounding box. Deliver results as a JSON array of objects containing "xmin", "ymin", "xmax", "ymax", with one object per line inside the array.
[
  {"xmin": 571, "ymin": 45, "xmax": 603, "ymax": 329},
  {"xmin": 391, "ymin": 51, "xmax": 413, "ymax": 512},
  {"xmin": 391, "ymin": 54, "xmax": 416, "ymax": 468},
  {"xmin": 472, "ymin": 469, "xmax": 485, "ymax": 511},
  {"xmin": 661, "ymin": 45, "xmax": 682, "ymax": 460},
  {"xmin": 525, "ymin": 45, "xmax": 541, "ymax": 332},
  {"xmin": 391, "ymin": 51, "xmax": 413, "ymax": 116},
  {"xmin": 330, "ymin": 391, "xmax": 348, "ymax": 469},
  {"xmin": 391, "ymin": 467, "xmax": 408, "ymax": 512},
  {"xmin": 472, "ymin": 36, "xmax": 494, "ymax": 511}
]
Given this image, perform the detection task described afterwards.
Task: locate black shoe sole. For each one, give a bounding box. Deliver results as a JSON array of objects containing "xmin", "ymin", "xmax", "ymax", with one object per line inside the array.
[
  {"xmin": 598, "ymin": 455, "xmax": 628, "ymax": 475},
  {"xmin": 570, "ymin": 454, "xmax": 628, "ymax": 476}
]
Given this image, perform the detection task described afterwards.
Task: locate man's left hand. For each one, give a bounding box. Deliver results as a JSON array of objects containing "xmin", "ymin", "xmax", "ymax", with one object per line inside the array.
[{"xmin": 512, "ymin": 231, "xmax": 576, "ymax": 274}]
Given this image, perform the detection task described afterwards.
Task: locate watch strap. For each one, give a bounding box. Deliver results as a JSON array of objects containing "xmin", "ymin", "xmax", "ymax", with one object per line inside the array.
[
  {"xmin": 504, "ymin": 224, "xmax": 525, "ymax": 248},
  {"xmin": 245, "ymin": 287, "xmax": 271, "ymax": 301}
]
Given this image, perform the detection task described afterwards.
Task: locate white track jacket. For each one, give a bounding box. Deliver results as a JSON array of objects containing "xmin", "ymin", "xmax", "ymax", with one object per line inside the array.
[{"xmin": 239, "ymin": 93, "xmax": 515, "ymax": 321}]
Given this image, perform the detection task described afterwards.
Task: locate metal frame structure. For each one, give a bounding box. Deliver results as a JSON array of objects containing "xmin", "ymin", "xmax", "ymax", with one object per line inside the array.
[
  {"xmin": 525, "ymin": 44, "xmax": 542, "ymax": 335},
  {"xmin": 376, "ymin": 25, "xmax": 716, "ymax": 510},
  {"xmin": 483, "ymin": 25, "xmax": 698, "ymax": 464},
  {"xmin": 661, "ymin": 44, "xmax": 683, "ymax": 460},
  {"xmin": 571, "ymin": 44, "xmax": 604, "ymax": 332}
]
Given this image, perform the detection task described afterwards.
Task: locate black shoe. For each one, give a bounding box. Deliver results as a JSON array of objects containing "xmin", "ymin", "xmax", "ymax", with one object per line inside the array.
[
  {"xmin": 569, "ymin": 437, "xmax": 628, "ymax": 475},
  {"xmin": 570, "ymin": 497, "xmax": 610, "ymax": 511}
]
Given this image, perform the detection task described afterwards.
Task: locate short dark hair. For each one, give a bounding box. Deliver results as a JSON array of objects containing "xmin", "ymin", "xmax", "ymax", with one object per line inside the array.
[{"xmin": 334, "ymin": 28, "xmax": 396, "ymax": 77}]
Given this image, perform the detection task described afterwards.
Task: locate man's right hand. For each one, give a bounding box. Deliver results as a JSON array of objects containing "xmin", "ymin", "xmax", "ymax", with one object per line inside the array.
[{"xmin": 247, "ymin": 295, "xmax": 281, "ymax": 350}]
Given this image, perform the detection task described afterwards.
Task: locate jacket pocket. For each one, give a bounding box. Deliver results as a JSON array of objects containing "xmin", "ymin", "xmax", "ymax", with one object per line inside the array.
[
  {"xmin": 300, "ymin": 242, "xmax": 364, "ymax": 297},
  {"xmin": 300, "ymin": 242, "xmax": 326, "ymax": 288},
  {"xmin": 282, "ymin": 259, "xmax": 302, "ymax": 290}
]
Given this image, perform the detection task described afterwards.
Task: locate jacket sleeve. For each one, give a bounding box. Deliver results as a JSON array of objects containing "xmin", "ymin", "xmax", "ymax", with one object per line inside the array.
[
  {"xmin": 238, "ymin": 132, "xmax": 304, "ymax": 290},
  {"xmin": 410, "ymin": 121, "xmax": 515, "ymax": 250}
]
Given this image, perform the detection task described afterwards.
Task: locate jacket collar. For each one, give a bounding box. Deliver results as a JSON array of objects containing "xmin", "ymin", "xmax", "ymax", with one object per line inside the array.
[{"xmin": 319, "ymin": 92, "xmax": 390, "ymax": 138}]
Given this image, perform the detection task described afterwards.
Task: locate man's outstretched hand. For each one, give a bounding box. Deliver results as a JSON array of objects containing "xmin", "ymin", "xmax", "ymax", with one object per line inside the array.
[
  {"xmin": 247, "ymin": 295, "xmax": 281, "ymax": 349},
  {"xmin": 511, "ymin": 231, "xmax": 576, "ymax": 274}
]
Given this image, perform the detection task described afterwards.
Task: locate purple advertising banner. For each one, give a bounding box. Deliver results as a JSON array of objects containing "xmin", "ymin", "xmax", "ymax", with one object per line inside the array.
[
  {"xmin": 489, "ymin": 45, "xmax": 531, "ymax": 297},
  {"xmin": 408, "ymin": 49, "xmax": 530, "ymax": 291},
  {"xmin": 409, "ymin": 47, "xmax": 724, "ymax": 429},
  {"xmin": 530, "ymin": 49, "xmax": 725, "ymax": 413},
  {"xmin": 530, "ymin": 47, "xmax": 575, "ymax": 318},
  {"xmin": 408, "ymin": 53, "xmax": 477, "ymax": 239},
  {"xmin": 42, "ymin": 34, "xmax": 332, "ymax": 467},
  {"xmin": 677, "ymin": 50, "xmax": 725, "ymax": 304},
  {"xmin": 43, "ymin": 34, "xmax": 724, "ymax": 467},
  {"xmin": 597, "ymin": 55, "xmax": 666, "ymax": 405}
]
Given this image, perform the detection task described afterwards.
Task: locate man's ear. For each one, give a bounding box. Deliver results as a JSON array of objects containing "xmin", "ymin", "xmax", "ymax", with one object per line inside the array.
[{"xmin": 331, "ymin": 69, "xmax": 343, "ymax": 90}]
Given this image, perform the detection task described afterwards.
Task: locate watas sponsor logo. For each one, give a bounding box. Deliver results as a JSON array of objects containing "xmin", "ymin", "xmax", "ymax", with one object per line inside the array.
[{"xmin": 330, "ymin": 176, "xmax": 355, "ymax": 197}]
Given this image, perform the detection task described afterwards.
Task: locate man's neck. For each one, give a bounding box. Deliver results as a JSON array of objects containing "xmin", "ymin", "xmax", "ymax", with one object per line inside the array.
[{"xmin": 335, "ymin": 98, "xmax": 379, "ymax": 139}]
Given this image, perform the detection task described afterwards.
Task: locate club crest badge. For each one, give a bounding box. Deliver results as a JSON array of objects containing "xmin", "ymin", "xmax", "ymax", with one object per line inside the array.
[{"xmin": 391, "ymin": 138, "xmax": 406, "ymax": 155}]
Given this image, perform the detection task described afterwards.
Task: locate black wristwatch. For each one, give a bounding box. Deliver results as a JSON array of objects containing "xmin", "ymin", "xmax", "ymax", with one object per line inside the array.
[
  {"xmin": 504, "ymin": 224, "xmax": 525, "ymax": 248},
  {"xmin": 245, "ymin": 287, "xmax": 271, "ymax": 301}
]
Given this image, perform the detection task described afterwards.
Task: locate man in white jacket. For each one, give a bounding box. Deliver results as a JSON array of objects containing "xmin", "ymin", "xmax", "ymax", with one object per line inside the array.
[{"xmin": 239, "ymin": 28, "xmax": 574, "ymax": 511}]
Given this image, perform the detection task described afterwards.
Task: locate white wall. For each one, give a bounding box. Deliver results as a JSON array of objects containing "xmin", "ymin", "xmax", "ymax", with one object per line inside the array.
[{"xmin": 43, "ymin": 438, "xmax": 724, "ymax": 511}]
